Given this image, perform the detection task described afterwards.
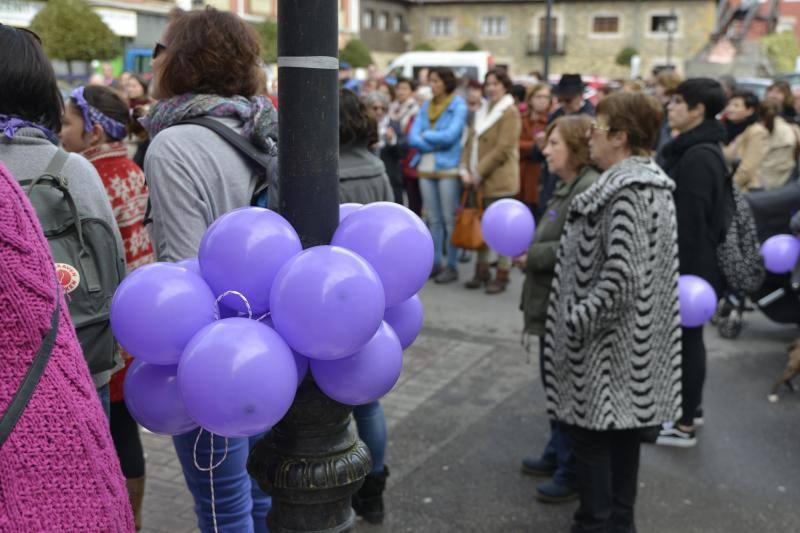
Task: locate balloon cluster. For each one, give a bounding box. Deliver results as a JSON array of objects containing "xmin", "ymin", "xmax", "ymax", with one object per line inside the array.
[{"xmin": 112, "ymin": 203, "xmax": 432, "ymax": 438}]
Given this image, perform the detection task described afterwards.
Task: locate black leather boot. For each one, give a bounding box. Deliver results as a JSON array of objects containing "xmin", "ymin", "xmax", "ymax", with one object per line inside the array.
[{"xmin": 352, "ymin": 465, "xmax": 389, "ymax": 524}]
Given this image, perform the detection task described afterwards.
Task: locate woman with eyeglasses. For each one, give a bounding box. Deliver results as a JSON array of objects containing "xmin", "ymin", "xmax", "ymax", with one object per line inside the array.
[
  {"xmin": 364, "ymin": 91, "xmax": 406, "ymax": 204},
  {"xmin": 142, "ymin": 8, "xmax": 277, "ymax": 532},
  {"xmin": 544, "ymin": 92, "xmax": 681, "ymax": 533},
  {"xmin": 0, "ymin": 23, "xmax": 134, "ymax": 532}
]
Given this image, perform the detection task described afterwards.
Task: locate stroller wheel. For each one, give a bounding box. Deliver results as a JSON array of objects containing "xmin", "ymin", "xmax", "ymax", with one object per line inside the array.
[{"xmin": 718, "ymin": 310, "xmax": 744, "ymax": 339}]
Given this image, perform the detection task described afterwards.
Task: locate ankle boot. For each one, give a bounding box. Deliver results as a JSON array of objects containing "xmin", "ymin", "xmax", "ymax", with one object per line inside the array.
[
  {"xmin": 485, "ymin": 268, "xmax": 510, "ymax": 294},
  {"xmin": 352, "ymin": 465, "xmax": 389, "ymax": 524},
  {"xmin": 464, "ymin": 262, "xmax": 491, "ymax": 289},
  {"xmin": 125, "ymin": 476, "xmax": 145, "ymax": 530}
]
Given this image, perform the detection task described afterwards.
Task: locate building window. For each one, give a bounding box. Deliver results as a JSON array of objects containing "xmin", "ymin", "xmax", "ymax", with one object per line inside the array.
[
  {"xmin": 378, "ymin": 12, "xmax": 388, "ymax": 31},
  {"xmin": 592, "ymin": 16, "xmax": 619, "ymax": 34},
  {"xmin": 363, "ymin": 9, "xmax": 374, "ymax": 30},
  {"xmin": 651, "ymin": 14, "xmax": 678, "ymax": 34},
  {"xmin": 394, "ymin": 14, "xmax": 404, "ymax": 33},
  {"xmin": 429, "ymin": 17, "xmax": 453, "ymax": 37},
  {"xmin": 481, "ymin": 16, "xmax": 508, "ymax": 37}
]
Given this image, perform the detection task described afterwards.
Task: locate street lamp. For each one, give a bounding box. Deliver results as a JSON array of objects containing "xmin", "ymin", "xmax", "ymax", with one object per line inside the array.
[
  {"xmin": 666, "ymin": 8, "xmax": 677, "ymax": 69},
  {"xmin": 247, "ymin": 1, "xmax": 372, "ymax": 532}
]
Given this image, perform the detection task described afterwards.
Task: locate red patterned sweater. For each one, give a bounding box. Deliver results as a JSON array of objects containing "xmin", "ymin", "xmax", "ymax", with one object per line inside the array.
[{"xmin": 83, "ymin": 143, "xmax": 156, "ymax": 402}]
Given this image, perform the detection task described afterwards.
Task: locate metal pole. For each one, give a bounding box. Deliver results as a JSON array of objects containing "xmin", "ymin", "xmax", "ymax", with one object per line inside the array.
[
  {"xmin": 248, "ymin": 1, "xmax": 371, "ymax": 532},
  {"xmin": 543, "ymin": 0, "xmax": 553, "ymax": 80}
]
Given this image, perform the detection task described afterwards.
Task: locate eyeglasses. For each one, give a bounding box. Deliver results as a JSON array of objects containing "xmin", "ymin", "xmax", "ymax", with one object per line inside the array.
[
  {"xmin": 152, "ymin": 42, "xmax": 166, "ymax": 60},
  {"xmin": 588, "ymin": 121, "xmax": 613, "ymax": 134}
]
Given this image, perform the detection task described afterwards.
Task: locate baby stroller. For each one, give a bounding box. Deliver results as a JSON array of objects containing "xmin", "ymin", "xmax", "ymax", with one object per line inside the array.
[{"xmin": 715, "ymin": 181, "xmax": 800, "ymax": 339}]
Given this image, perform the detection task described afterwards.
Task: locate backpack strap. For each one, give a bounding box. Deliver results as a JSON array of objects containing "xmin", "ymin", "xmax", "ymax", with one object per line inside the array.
[
  {"xmin": 44, "ymin": 149, "xmax": 69, "ymax": 182},
  {"xmin": 0, "ymin": 296, "xmax": 60, "ymax": 450},
  {"xmin": 177, "ymin": 117, "xmax": 274, "ymax": 171}
]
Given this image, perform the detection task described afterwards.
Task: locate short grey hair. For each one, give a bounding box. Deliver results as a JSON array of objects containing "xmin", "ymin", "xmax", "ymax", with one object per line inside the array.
[{"xmin": 362, "ymin": 91, "xmax": 390, "ymax": 108}]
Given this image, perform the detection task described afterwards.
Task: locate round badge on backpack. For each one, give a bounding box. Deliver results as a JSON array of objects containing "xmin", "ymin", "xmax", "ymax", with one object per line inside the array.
[{"xmin": 55, "ymin": 263, "xmax": 80, "ymax": 293}]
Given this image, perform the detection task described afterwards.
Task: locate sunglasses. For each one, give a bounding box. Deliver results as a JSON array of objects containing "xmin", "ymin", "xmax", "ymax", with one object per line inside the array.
[{"xmin": 152, "ymin": 42, "xmax": 166, "ymax": 60}]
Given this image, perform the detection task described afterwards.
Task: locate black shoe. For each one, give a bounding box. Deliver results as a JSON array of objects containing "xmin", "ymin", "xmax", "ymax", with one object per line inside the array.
[
  {"xmin": 434, "ymin": 266, "xmax": 458, "ymax": 284},
  {"xmin": 430, "ymin": 265, "xmax": 443, "ymax": 279},
  {"xmin": 353, "ymin": 466, "xmax": 389, "ymax": 524},
  {"xmin": 535, "ymin": 481, "xmax": 579, "ymax": 503},
  {"xmin": 520, "ymin": 456, "xmax": 557, "ymax": 477},
  {"xmin": 655, "ymin": 422, "xmax": 697, "ymax": 448}
]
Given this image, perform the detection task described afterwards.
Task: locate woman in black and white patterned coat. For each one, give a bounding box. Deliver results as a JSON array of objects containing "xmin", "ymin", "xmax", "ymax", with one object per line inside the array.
[{"xmin": 542, "ymin": 92, "xmax": 682, "ymax": 533}]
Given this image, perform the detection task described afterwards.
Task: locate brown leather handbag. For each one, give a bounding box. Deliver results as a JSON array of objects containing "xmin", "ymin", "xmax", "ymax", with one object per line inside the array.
[{"xmin": 451, "ymin": 189, "xmax": 485, "ymax": 250}]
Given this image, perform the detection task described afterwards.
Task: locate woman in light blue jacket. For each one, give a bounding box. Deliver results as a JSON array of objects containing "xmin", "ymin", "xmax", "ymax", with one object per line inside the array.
[{"xmin": 408, "ymin": 67, "xmax": 469, "ymax": 284}]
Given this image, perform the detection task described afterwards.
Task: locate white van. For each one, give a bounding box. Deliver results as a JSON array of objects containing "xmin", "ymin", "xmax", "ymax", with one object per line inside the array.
[{"xmin": 385, "ymin": 51, "xmax": 493, "ymax": 82}]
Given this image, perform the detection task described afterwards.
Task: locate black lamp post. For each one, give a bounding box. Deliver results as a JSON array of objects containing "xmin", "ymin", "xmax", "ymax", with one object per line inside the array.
[{"xmin": 247, "ymin": 1, "xmax": 372, "ymax": 531}]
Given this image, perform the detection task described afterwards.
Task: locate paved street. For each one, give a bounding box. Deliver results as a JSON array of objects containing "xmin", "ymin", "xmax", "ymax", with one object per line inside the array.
[{"xmin": 141, "ymin": 261, "xmax": 800, "ymax": 533}]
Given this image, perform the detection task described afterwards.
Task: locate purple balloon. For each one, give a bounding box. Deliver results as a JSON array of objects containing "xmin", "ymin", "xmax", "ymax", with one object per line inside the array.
[
  {"xmin": 261, "ymin": 315, "xmax": 309, "ymax": 384},
  {"xmin": 178, "ymin": 318, "xmax": 298, "ymax": 437},
  {"xmin": 384, "ymin": 295, "xmax": 424, "ymax": 350},
  {"xmin": 332, "ymin": 202, "xmax": 434, "ymax": 307},
  {"xmin": 199, "ymin": 207, "xmax": 302, "ymax": 315},
  {"xmin": 311, "ymin": 322, "xmax": 403, "ymax": 405},
  {"xmin": 124, "ymin": 360, "xmax": 198, "ymax": 436},
  {"xmin": 339, "ymin": 203, "xmax": 363, "ymax": 222},
  {"xmin": 678, "ymin": 275, "xmax": 717, "ymax": 328},
  {"xmin": 177, "ymin": 258, "xmax": 201, "ymax": 276},
  {"xmin": 761, "ymin": 234, "xmax": 800, "ymax": 274},
  {"xmin": 270, "ymin": 245, "xmax": 385, "ymax": 360},
  {"xmin": 481, "ymin": 199, "xmax": 536, "ymax": 257},
  {"xmin": 111, "ymin": 263, "xmax": 216, "ymax": 365}
]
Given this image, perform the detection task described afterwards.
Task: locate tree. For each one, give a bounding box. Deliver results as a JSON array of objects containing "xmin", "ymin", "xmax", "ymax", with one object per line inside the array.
[
  {"xmin": 30, "ymin": 0, "xmax": 120, "ymax": 72},
  {"xmin": 340, "ymin": 38, "xmax": 373, "ymax": 68},
  {"xmin": 459, "ymin": 41, "xmax": 481, "ymax": 52},
  {"xmin": 615, "ymin": 46, "xmax": 638, "ymax": 67},
  {"xmin": 257, "ymin": 19, "xmax": 278, "ymax": 63},
  {"xmin": 413, "ymin": 42, "xmax": 435, "ymax": 51},
  {"xmin": 762, "ymin": 31, "xmax": 800, "ymax": 73}
]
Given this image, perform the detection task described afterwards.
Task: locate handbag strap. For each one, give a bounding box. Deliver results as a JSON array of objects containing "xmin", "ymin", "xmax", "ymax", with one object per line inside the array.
[
  {"xmin": 460, "ymin": 189, "xmax": 484, "ymax": 211},
  {"xmin": 0, "ymin": 296, "xmax": 60, "ymax": 450}
]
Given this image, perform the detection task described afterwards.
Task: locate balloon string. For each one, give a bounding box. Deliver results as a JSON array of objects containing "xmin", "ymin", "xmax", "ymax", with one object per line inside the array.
[
  {"xmin": 213, "ymin": 290, "xmax": 253, "ymax": 320},
  {"xmin": 193, "ymin": 429, "xmax": 229, "ymax": 533}
]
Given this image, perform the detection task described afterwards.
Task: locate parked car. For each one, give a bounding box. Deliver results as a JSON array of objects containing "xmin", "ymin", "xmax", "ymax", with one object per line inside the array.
[
  {"xmin": 775, "ymin": 72, "xmax": 800, "ymax": 90},
  {"xmin": 385, "ymin": 51, "xmax": 493, "ymax": 82},
  {"xmin": 735, "ymin": 77, "xmax": 772, "ymax": 99}
]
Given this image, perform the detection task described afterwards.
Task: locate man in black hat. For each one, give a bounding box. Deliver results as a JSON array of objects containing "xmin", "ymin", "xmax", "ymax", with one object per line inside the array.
[{"xmin": 535, "ymin": 74, "xmax": 595, "ymax": 214}]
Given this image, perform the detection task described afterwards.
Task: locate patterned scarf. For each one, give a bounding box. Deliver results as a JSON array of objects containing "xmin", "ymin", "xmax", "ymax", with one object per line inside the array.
[
  {"xmin": 0, "ymin": 114, "xmax": 59, "ymax": 145},
  {"xmin": 141, "ymin": 94, "xmax": 278, "ymax": 152}
]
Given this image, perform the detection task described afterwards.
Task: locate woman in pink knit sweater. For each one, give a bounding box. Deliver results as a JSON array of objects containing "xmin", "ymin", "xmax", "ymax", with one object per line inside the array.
[{"xmin": 0, "ymin": 162, "xmax": 134, "ymax": 532}]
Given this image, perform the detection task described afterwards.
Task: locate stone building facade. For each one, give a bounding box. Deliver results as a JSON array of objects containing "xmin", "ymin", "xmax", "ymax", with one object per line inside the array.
[
  {"xmin": 406, "ymin": 0, "xmax": 717, "ymax": 77},
  {"xmin": 359, "ymin": 0, "xmax": 410, "ymax": 65}
]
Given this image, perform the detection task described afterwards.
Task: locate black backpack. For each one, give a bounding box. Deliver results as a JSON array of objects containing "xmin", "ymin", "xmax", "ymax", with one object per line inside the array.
[{"xmin": 22, "ymin": 150, "xmax": 126, "ymax": 375}]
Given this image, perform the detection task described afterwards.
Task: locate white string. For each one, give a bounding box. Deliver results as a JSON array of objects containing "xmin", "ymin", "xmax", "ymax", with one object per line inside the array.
[
  {"xmin": 213, "ymin": 290, "xmax": 253, "ymax": 320},
  {"xmin": 193, "ymin": 429, "xmax": 229, "ymax": 533}
]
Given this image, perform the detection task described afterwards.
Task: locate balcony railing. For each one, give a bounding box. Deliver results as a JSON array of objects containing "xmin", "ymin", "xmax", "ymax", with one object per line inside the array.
[{"xmin": 527, "ymin": 33, "xmax": 566, "ymax": 55}]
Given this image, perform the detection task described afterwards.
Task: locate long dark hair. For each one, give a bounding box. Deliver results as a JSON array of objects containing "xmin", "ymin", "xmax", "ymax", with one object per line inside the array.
[
  {"xmin": 0, "ymin": 25, "xmax": 63, "ymax": 131},
  {"xmin": 339, "ymin": 89, "xmax": 378, "ymax": 146}
]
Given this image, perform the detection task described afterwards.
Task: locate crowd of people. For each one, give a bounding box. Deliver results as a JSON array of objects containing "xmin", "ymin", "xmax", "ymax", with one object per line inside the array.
[{"xmin": 2, "ymin": 6, "xmax": 800, "ymax": 533}]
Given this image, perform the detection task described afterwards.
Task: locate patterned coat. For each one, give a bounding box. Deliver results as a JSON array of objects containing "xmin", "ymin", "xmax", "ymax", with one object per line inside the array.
[{"xmin": 542, "ymin": 157, "xmax": 682, "ymax": 430}]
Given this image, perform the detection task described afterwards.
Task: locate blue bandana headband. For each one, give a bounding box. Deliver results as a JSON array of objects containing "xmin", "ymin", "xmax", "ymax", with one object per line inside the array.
[
  {"xmin": 71, "ymin": 86, "xmax": 127, "ymax": 141},
  {"xmin": 0, "ymin": 114, "xmax": 59, "ymax": 145}
]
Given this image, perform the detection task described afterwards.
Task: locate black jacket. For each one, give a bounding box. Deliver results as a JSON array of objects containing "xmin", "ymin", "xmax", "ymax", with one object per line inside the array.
[{"xmin": 659, "ymin": 119, "xmax": 731, "ymax": 293}]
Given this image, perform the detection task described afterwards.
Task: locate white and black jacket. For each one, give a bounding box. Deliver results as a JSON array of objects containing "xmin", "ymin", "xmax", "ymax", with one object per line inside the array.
[{"xmin": 542, "ymin": 156, "xmax": 683, "ymax": 431}]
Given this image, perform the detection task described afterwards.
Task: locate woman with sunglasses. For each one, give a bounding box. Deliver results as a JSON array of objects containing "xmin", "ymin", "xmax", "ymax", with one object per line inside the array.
[
  {"xmin": 142, "ymin": 8, "xmax": 277, "ymax": 532},
  {"xmin": 544, "ymin": 92, "xmax": 681, "ymax": 533},
  {"xmin": 0, "ymin": 23, "xmax": 133, "ymax": 532}
]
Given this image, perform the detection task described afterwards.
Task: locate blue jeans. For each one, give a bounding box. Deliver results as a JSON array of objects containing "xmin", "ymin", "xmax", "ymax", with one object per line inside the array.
[
  {"xmin": 353, "ymin": 401, "xmax": 386, "ymax": 475},
  {"xmin": 538, "ymin": 338, "xmax": 575, "ymax": 488},
  {"xmin": 96, "ymin": 384, "xmax": 110, "ymax": 420},
  {"xmin": 173, "ymin": 429, "xmax": 270, "ymax": 533},
  {"xmin": 419, "ymin": 177, "xmax": 462, "ymax": 269}
]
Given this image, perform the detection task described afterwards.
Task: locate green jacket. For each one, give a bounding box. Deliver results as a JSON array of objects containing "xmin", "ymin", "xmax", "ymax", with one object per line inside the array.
[{"xmin": 520, "ymin": 165, "xmax": 599, "ymax": 336}]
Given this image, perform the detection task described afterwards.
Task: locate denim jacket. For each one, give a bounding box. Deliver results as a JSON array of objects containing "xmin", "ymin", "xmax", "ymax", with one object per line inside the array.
[{"xmin": 408, "ymin": 95, "xmax": 468, "ymax": 171}]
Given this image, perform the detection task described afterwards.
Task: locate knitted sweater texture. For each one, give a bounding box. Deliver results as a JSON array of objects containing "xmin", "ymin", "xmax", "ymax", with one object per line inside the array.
[
  {"xmin": 0, "ymin": 163, "xmax": 134, "ymax": 532},
  {"xmin": 542, "ymin": 157, "xmax": 683, "ymax": 430}
]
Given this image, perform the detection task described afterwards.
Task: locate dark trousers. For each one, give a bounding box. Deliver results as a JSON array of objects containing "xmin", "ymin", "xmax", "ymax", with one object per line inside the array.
[
  {"xmin": 678, "ymin": 326, "xmax": 706, "ymax": 426},
  {"xmin": 404, "ymin": 176, "xmax": 422, "ymax": 216},
  {"xmin": 567, "ymin": 426, "xmax": 641, "ymax": 533},
  {"xmin": 110, "ymin": 401, "xmax": 145, "ymax": 478},
  {"xmin": 538, "ymin": 339, "xmax": 575, "ymax": 487}
]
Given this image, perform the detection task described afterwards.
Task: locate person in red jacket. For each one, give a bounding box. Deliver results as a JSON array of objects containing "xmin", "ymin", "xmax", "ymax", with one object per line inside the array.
[{"xmin": 60, "ymin": 84, "xmax": 155, "ymax": 530}]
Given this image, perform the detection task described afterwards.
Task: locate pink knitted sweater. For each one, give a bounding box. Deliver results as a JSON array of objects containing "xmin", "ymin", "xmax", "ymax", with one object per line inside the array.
[{"xmin": 0, "ymin": 163, "xmax": 134, "ymax": 532}]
